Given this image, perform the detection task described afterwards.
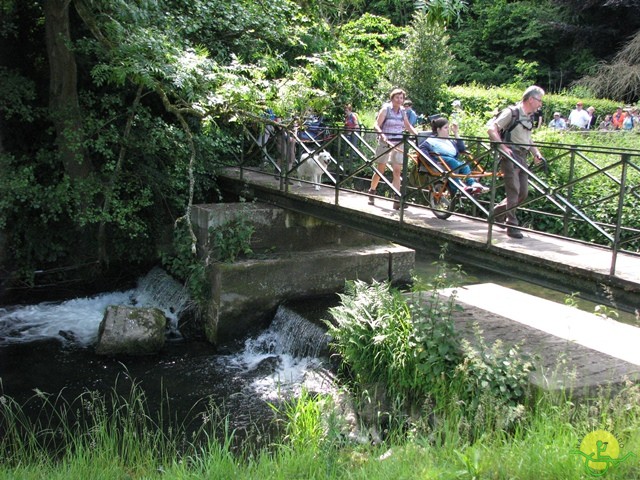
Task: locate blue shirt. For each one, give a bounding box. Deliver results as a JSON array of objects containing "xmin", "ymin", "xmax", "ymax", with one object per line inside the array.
[{"xmin": 406, "ymin": 108, "xmax": 418, "ymax": 127}]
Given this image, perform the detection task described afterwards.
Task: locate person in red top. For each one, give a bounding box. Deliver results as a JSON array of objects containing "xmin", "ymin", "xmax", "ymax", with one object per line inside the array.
[
  {"xmin": 612, "ymin": 106, "xmax": 625, "ymax": 130},
  {"xmin": 343, "ymin": 104, "xmax": 360, "ymax": 171}
]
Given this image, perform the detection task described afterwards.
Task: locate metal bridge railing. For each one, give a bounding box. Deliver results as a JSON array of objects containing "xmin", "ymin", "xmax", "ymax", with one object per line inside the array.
[{"xmin": 234, "ymin": 123, "xmax": 640, "ymax": 276}]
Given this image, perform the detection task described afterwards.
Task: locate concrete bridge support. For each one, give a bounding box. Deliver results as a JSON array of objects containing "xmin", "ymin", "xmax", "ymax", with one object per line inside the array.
[{"xmin": 191, "ymin": 203, "xmax": 415, "ymax": 344}]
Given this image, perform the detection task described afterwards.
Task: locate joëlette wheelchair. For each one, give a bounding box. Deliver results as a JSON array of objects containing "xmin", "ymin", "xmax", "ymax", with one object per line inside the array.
[{"xmin": 408, "ymin": 139, "xmax": 501, "ymax": 220}]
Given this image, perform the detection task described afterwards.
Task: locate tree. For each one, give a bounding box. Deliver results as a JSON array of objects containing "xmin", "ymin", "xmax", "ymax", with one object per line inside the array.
[
  {"xmin": 0, "ymin": 0, "xmax": 302, "ymax": 285},
  {"xmin": 578, "ymin": 31, "xmax": 640, "ymax": 102},
  {"xmin": 387, "ymin": 11, "xmax": 453, "ymax": 115},
  {"xmin": 447, "ymin": 0, "xmax": 565, "ymax": 88},
  {"xmin": 44, "ymin": 0, "xmax": 92, "ymax": 181}
]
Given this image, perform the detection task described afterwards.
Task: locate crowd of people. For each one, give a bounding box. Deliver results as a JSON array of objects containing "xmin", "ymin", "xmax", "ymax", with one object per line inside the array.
[
  {"xmin": 256, "ymin": 85, "xmax": 635, "ymax": 240},
  {"xmin": 548, "ymin": 102, "xmax": 638, "ymax": 131}
]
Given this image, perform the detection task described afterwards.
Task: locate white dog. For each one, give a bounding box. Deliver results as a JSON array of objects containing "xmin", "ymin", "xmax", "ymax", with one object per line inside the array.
[{"xmin": 296, "ymin": 150, "xmax": 331, "ymax": 190}]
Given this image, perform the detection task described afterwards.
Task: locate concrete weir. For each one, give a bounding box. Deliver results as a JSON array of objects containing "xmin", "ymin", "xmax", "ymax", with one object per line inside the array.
[
  {"xmin": 191, "ymin": 203, "xmax": 415, "ymax": 344},
  {"xmin": 442, "ymin": 283, "xmax": 640, "ymax": 393}
]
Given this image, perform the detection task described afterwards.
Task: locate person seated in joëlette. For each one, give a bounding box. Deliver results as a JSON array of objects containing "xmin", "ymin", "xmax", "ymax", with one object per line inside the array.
[{"xmin": 419, "ymin": 117, "xmax": 489, "ymax": 195}]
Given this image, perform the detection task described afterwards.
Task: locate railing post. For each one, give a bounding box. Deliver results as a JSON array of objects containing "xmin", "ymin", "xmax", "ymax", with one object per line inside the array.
[
  {"xmin": 239, "ymin": 127, "xmax": 245, "ymax": 181},
  {"xmin": 398, "ymin": 134, "xmax": 409, "ymax": 224},
  {"xmin": 486, "ymin": 146, "xmax": 501, "ymax": 246},
  {"xmin": 563, "ymin": 146, "xmax": 577, "ymax": 236},
  {"xmin": 610, "ymin": 153, "xmax": 629, "ymax": 276},
  {"xmin": 335, "ymin": 126, "xmax": 342, "ymax": 206}
]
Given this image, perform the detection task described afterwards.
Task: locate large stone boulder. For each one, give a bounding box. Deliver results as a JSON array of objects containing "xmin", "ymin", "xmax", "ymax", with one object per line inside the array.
[{"xmin": 95, "ymin": 306, "xmax": 167, "ymax": 355}]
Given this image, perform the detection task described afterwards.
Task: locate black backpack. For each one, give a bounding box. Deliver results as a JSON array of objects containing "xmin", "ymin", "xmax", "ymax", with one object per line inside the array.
[{"xmin": 496, "ymin": 106, "xmax": 533, "ymax": 142}]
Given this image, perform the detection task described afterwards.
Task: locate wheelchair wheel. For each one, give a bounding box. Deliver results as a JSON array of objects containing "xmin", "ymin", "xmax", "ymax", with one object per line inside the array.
[
  {"xmin": 408, "ymin": 169, "xmax": 431, "ymax": 205},
  {"xmin": 429, "ymin": 180, "xmax": 456, "ymax": 220}
]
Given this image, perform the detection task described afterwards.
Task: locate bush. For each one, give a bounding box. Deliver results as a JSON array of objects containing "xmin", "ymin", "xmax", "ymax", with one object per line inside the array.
[
  {"xmin": 327, "ymin": 259, "xmax": 534, "ymax": 440},
  {"xmin": 387, "ymin": 11, "xmax": 453, "ymax": 115},
  {"xmin": 443, "ymin": 84, "xmax": 622, "ymax": 137}
]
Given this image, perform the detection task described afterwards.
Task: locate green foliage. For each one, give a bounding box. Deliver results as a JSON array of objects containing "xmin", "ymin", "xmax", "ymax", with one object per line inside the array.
[
  {"xmin": 5, "ymin": 381, "xmax": 640, "ymax": 478},
  {"xmin": 328, "ymin": 258, "xmax": 533, "ymax": 432},
  {"xmin": 269, "ymin": 389, "xmax": 330, "ymax": 451},
  {"xmin": 457, "ymin": 330, "xmax": 532, "ymax": 408},
  {"xmin": 418, "ymin": 0, "xmax": 469, "ymax": 27},
  {"xmin": 510, "ymin": 59, "xmax": 539, "ymax": 90},
  {"xmin": 447, "ymin": 0, "xmax": 568, "ymax": 88},
  {"xmin": 387, "ymin": 11, "xmax": 453, "ymax": 115},
  {"xmin": 443, "ymin": 84, "xmax": 623, "ymax": 137},
  {"xmin": 0, "ymin": 67, "xmax": 36, "ymax": 122},
  {"xmin": 327, "ymin": 280, "xmax": 424, "ymax": 404},
  {"xmin": 209, "ymin": 216, "xmax": 255, "ymax": 263},
  {"xmin": 278, "ymin": 14, "xmax": 405, "ymax": 120},
  {"xmin": 160, "ymin": 222, "xmax": 208, "ymax": 307}
]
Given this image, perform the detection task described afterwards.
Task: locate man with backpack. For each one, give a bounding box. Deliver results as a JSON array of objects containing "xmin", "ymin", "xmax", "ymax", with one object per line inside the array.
[{"xmin": 487, "ymin": 86, "xmax": 546, "ymax": 239}]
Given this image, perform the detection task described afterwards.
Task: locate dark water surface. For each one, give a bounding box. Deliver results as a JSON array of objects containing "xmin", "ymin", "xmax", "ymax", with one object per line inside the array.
[
  {"xmin": 0, "ymin": 268, "xmax": 336, "ymax": 445},
  {"xmin": 1, "ymin": 254, "xmax": 635, "ymax": 447}
]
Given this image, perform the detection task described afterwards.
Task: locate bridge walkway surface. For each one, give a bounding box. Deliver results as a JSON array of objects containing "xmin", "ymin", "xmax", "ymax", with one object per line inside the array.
[
  {"xmin": 217, "ymin": 167, "xmax": 639, "ymax": 312},
  {"xmin": 216, "ymin": 167, "xmax": 640, "ymax": 392}
]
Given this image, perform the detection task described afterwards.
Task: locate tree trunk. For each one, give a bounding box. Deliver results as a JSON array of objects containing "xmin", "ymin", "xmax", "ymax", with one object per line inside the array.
[{"xmin": 44, "ymin": 0, "xmax": 92, "ymax": 179}]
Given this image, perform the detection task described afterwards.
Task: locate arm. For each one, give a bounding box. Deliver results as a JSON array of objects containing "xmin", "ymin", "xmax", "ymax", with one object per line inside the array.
[
  {"xmin": 451, "ymin": 123, "xmax": 466, "ymax": 153},
  {"xmin": 374, "ymin": 107, "xmax": 388, "ymax": 144},
  {"xmin": 487, "ymin": 120, "xmax": 512, "ymax": 156}
]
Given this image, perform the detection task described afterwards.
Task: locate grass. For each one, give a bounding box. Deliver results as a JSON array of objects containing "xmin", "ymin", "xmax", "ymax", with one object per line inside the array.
[
  {"xmin": 3, "ymin": 315, "xmax": 640, "ymax": 477},
  {"xmin": 3, "ymin": 263, "xmax": 640, "ymax": 479},
  {"xmin": 2, "ymin": 380, "xmax": 640, "ymax": 479},
  {"xmin": 3, "ymin": 387, "xmax": 640, "ymax": 479}
]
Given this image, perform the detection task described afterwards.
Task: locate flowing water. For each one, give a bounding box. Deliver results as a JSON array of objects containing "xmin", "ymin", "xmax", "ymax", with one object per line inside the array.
[
  {"xmin": 0, "ymin": 268, "xmax": 337, "ymax": 444},
  {"xmin": 1, "ymin": 254, "xmax": 635, "ymax": 448}
]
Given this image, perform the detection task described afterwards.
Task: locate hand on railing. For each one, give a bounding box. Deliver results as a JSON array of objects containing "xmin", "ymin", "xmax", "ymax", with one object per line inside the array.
[{"xmin": 531, "ymin": 156, "xmax": 549, "ymax": 174}]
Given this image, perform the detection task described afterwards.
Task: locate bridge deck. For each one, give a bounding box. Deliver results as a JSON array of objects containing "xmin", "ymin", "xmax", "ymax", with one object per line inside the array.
[
  {"xmin": 443, "ymin": 283, "xmax": 640, "ymax": 392},
  {"xmin": 217, "ymin": 167, "xmax": 639, "ymax": 313}
]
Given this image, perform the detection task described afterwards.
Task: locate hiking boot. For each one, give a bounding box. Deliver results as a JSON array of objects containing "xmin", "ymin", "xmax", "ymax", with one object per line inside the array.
[
  {"xmin": 367, "ymin": 189, "xmax": 376, "ymax": 205},
  {"xmin": 507, "ymin": 227, "xmax": 524, "ymax": 239}
]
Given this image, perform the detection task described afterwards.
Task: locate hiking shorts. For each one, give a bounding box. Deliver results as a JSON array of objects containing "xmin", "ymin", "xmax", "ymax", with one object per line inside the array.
[{"xmin": 375, "ymin": 141, "xmax": 404, "ymax": 165}]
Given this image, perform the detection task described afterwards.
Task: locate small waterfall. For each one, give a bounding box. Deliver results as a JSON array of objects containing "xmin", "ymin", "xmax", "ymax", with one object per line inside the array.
[
  {"xmin": 227, "ymin": 305, "xmax": 332, "ymax": 400},
  {"xmin": 0, "ymin": 267, "xmax": 189, "ymax": 346},
  {"xmin": 134, "ymin": 267, "xmax": 191, "ymax": 321},
  {"xmin": 250, "ymin": 305, "xmax": 329, "ymax": 358},
  {"xmin": 133, "ymin": 267, "xmax": 191, "ymax": 336}
]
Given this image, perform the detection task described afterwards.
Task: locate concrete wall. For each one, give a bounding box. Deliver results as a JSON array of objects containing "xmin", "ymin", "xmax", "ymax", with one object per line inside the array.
[
  {"xmin": 192, "ymin": 202, "xmax": 389, "ymax": 254},
  {"xmin": 191, "ymin": 203, "xmax": 415, "ymax": 344}
]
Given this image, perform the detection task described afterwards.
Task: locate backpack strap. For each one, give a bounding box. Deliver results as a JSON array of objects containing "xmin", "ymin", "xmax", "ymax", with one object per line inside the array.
[{"xmin": 501, "ymin": 106, "xmax": 531, "ymax": 143}]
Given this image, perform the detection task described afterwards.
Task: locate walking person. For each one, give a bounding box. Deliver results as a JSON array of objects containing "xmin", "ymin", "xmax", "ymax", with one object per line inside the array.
[
  {"xmin": 368, "ymin": 88, "xmax": 419, "ymax": 209},
  {"xmin": 403, "ymin": 99, "xmax": 418, "ymax": 127},
  {"xmin": 343, "ymin": 104, "xmax": 360, "ymax": 173},
  {"xmin": 487, "ymin": 86, "xmax": 546, "ymax": 239}
]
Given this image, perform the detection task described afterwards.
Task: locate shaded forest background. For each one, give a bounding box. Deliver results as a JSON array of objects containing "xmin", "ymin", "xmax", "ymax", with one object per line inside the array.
[{"xmin": 1, "ymin": 0, "xmax": 639, "ymax": 297}]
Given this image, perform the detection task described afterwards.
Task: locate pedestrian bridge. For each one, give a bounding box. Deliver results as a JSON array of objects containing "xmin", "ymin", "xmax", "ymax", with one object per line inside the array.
[{"xmin": 214, "ymin": 124, "xmax": 640, "ymax": 314}]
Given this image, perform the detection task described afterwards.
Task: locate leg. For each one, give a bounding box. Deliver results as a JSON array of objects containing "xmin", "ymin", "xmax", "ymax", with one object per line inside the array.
[
  {"xmin": 495, "ymin": 153, "xmax": 528, "ymax": 238},
  {"xmin": 442, "ymin": 157, "xmax": 473, "ymax": 185},
  {"xmin": 494, "ymin": 155, "xmax": 519, "ymax": 225},
  {"xmin": 368, "ymin": 162, "xmax": 386, "ymax": 204},
  {"xmin": 389, "ymin": 147, "xmax": 404, "ymax": 209},
  {"xmin": 391, "ymin": 162, "xmax": 402, "ymax": 191},
  {"xmin": 370, "ymin": 162, "xmax": 387, "ymax": 190},
  {"xmin": 369, "ymin": 142, "xmax": 391, "ymax": 204}
]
